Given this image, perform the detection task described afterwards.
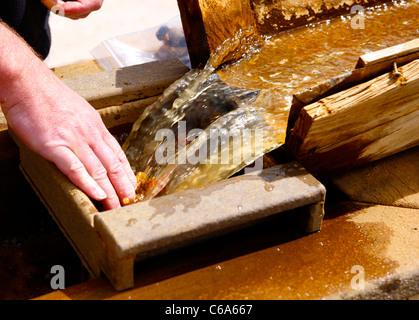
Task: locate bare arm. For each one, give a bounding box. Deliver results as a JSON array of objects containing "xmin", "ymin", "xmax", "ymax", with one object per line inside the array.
[{"xmin": 0, "ymin": 21, "xmax": 137, "ymax": 210}]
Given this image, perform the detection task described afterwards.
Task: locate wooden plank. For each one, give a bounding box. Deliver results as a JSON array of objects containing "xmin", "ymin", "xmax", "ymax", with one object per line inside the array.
[
  {"xmin": 253, "ymin": 0, "xmax": 390, "ymax": 34},
  {"xmin": 332, "ymin": 147, "xmax": 419, "ymax": 209},
  {"xmin": 98, "ymin": 97, "xmax": 158, "ymax": 129},
  {"xmin": 286, "ymin": 59, "xmax": 419, "ymax": 178},
  {"xmin": 178, "ymin": 0, "xmax": 257, "ymax": 68},
  {"xmin": 34, "ymin": 201, "xmax": 419, "ymax": 300},
  {"xmin": 287, "ymin": 39, "xmax": 419, "ymax": 140},
  {"xmin": 62, "ymin": 58, "xmax": 189, "ymax": 108},
  {"xmin": 93, "ymin": 162, "xmax": 325, "ymax": 290},
  {"xmin": 51, "ymin": 60, "xmax": 104, "ymax": 79},
  {"xmin": 356, "ymin": 38, "xmax": 419, "ymax": 68},
  {"xmin": 9, "ymin": 128, "xmax": 104, "ymax": 278}
]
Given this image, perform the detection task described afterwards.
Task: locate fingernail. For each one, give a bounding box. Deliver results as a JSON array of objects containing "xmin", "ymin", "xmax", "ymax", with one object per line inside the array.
[{"xmin": 95, "ymin": 188, "xmax": 107, "ymax": 200}]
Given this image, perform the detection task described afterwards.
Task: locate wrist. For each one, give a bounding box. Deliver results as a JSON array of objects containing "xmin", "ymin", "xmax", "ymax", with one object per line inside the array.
[{"xmin": 0, "ymin": 22, "xmax": 50, "ymax": 114}]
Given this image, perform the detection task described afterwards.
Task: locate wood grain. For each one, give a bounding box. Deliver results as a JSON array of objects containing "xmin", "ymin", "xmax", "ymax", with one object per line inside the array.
[
  {"xmin": 178, "ymin": 0, "xmax": 257, "ymax": 67},
  {"xmin": 286, "ymin": 59, "xmax": 419, "ymax": 178},
  {"xmin": 332, "ymin": 147, "xmax": 419, "ymax": 209}
]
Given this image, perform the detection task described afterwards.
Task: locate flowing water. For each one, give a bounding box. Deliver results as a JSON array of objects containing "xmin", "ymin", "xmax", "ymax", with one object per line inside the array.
[{"xmin": 122, "ymin": 0, "xmax": 419, "ymax": 201}]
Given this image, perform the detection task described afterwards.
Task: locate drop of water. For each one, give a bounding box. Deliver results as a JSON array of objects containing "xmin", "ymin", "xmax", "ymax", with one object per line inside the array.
[
  {"xmin": 238, "ymin": 205, "xmax": 243, "ymax": 211},
  {"xmin": 126, "ymin": 218, "xmax": 137, "ymax": 227},
  {"xmin": 265, "ymin": 183, "xmax": 274, "ymax": 192}
]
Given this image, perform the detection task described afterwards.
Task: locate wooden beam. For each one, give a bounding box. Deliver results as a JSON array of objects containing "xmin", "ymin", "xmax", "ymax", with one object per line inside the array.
[
  {"xmin": 286, "ymin": 59, "xmax": 419, "ymax": 178},
  {"xmin": 252, "ymin": 0, "xmax": 391, "ymax": 34},
  {"xmin": 356, "ymin": 38, "xmax": 419, "ymax": 68},
  {"xmin": 178, "ymin": 0, "xmax": 257, "ymax": 67},
  {"xmin": 63, "ymin": 58, "xmax": 189, "ymax": 108}
]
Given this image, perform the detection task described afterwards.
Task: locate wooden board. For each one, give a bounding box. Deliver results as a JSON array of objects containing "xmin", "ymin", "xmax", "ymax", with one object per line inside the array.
[
  {"xmin": 356, "ymin": 38, "xmax": 419, "ymax": 69},
  {"xmin": 9, "ymin": 57, "xmax": 326, "ymax": 291},
  {"xmin": 63, "ymin": 58, "xmax": 189, "ymax": 108},
  {"xmin": 177, "ymin": 0, "xmax": 257, "ymax": 67},
  {"xmin": 286, "ymin": 59, "xmax": 419, "ymax": 178},
  {"xmin": 51, "ymin": 60, "xmax": 104, "ymax": 79},
  {"xmin": 332, "ymin": 146, "xmax": 419, "ymax": 209},
  {"xmin": 34, "ymin": 201, "xmax": 419, "ymax": 300},
  {"xmin": 11, "ymin": 121, "xmax": 326, "ymax": 292}
]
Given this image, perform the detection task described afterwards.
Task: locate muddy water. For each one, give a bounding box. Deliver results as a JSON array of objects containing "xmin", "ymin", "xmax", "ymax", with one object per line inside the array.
[{"xmin": 218, "ymin": 0, "xmax": 419, "ymax": 128}]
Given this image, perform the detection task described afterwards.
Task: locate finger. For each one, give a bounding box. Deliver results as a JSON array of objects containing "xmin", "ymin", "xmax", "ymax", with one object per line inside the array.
[
  {"xmin": 46, "ymin": 145, "xmax": 107, "ymax": 201},
  {"xmin": 41, "ymin": 0, "xmax": 65, "ymax": 11},
  {"xmin": 76, "ymin": 146, "xmax": 122, "ymax": 210},
  {"xmin": 103, "ymin": 132, "xmax": 138, "ymax": 190},
  {"xmin": 91, "ymin": 136, "xmax": 137, "ymax": 204},
  {"xmin": 61, "ymin": 0, "xmax": 102, "ymax": 18}
]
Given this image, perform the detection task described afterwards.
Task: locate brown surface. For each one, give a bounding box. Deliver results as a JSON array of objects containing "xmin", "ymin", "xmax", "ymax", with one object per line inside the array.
[
  {"xmin": 34, "ymin": 200, "xmax": 419, "ymax": 300},
  {"xmin": 62, "ymin": 58, "xmax": 189, "ymax": 108},
  {"xmin": 332, "ymin": 147, "xmax": 419, "ymax": 209},
  {"xmin": 51, "ymin": 60, "xmax": 104, "ymax": 79}
]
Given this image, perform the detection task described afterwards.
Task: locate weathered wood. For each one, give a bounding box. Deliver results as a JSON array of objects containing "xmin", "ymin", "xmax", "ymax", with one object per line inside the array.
[
  {"xmin": 98, "ymin": 97, "xmax": 159, "ymax": 129},
  {"xmin": 332, "ymin": 147, "xmax": 419, "ymax": 209},
  {"xmin": 178, "ymin": 0, "xmax": 257, "ymax": 67},
  {"xmin": 287, "ymin": 39, "xmax": 419, "ymax": 140},
  {"xmin": 63, "ymin": 57, "xmax": 189, "ymax": 108},
  {"xmin": 9, "ymin": 56, "xmax": 326, "ymax": 291},
  {"xmin": 93, "ymin": 162, "xmax": 325, "ymax": 289},
  {"xmin": 34, "ymin": 202, "xmax": 419, "ymax": 300},
  {"xmin": 9, "ymin": 128, "xmax": 104, "ymax": 278},
  {"xmin": 252, "ymin": 0, "xmax": 390, "ymax": 34},
  {"xmin": 356, "ymin": 38, "xmax": 419, "ymax": 69},
  {"xmin": 51, "ymin": 60, "xmax": 104, "ymax": 79},
  {"xmin": 286, "ymin": 59, "xmax": 419, "ymax": 178}
]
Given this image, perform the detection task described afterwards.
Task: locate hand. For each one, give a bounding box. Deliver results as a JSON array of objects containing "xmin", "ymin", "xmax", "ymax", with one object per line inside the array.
[
  {"xmin": 42, "ymin": 0, "xmax": 104, "ymax": 19},
  {"xmin": 3, "ymin": 63, "xmax": 137, "ymax": 210}
]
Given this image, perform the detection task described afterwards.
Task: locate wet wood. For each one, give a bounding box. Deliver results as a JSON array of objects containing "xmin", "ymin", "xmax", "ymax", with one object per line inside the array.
[
  {"xmin": 253, "ymin": 0, "xmax": 390, "ymax": 34},
  {"xmin": 356, "ymin": 38, "xmax": 419, "ymax": 68},
  {"xmin": 178, "ymin": 0, "xmax": 390, "ymax": 67},
  {"xmin": 286, "ymin": 59, "xmax": 419, "ymax": 178},
  {"xmin": 98, "ymin": 97, "xmax": 159, "ymax": 129},
  {"xmin": 34, "ymin": 201, "xmax": 419, "ymax": 300},
  {"xmin": 177, "ymin": 0, "xmax": 257, "ymax": 68}
]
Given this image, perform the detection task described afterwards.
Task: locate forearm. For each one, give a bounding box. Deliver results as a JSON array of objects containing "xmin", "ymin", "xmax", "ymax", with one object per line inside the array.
[{"xmin": 0, "ymin": 21, "xmax": 54, "ymax": 115}]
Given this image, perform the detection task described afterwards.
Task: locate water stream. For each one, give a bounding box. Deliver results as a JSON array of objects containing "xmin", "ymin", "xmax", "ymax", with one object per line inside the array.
[{"xmin": 122, "ymin": 0, "xmax": 419, "ymax": 202}]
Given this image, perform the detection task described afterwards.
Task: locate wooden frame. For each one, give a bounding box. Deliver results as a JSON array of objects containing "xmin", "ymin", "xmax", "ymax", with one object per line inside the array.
[
  {"xmin": 9, "ymin": 58, "xmax": 326, "ymax": 291},
  {"xmin": 285, "ymin": 40, "xmax": 419, "ymax": 178}
]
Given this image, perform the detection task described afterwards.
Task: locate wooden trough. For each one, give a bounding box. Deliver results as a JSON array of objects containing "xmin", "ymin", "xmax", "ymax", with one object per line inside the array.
[
  {"xmin": 4, "ymin": 0, "xmax": 419, "ymax": 291},
  {"xmin": 8, "ymin": 58, "xmax": 327, "ymax": 291}
]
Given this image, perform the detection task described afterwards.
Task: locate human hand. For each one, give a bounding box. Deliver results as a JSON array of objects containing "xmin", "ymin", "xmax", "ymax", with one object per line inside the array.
[
  {"xmin": 42, "ymin": 0, "xmax": 104, "ymax": 19},
  {"xmin": 3, "ymin": 62, "xmax": 137, "ymax": 210}
]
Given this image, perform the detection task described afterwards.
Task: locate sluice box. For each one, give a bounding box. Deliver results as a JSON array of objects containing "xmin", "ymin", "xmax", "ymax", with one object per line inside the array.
[{"xmin": 8, "ymin": 0, "xmax": 419, "ymax": 290}]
